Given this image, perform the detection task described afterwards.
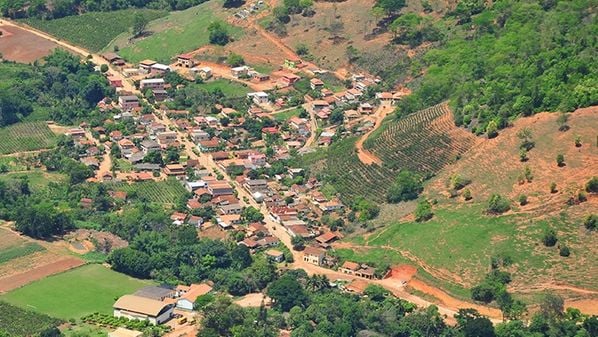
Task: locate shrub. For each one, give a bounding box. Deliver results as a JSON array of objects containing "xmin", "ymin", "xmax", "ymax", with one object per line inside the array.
[
  {"xmin": 542, "ymin": 230, "xmax": 557, "ymax": 247},
  {"xmin": 208, "ymin": 21, "xmax": 230, "ymax": 46},
  {"xmin": 487, "ymin": 194, "xmax": 510, "ymax": 214},
  {"xmin": 586, "ymin": 177, "xmax": 598, "ymax": 193},
  {"xmin": 100, "ymin": 64, "xmax": 108, "ymax": 73},
  {"xmin": 386, "ymin": 170, "xmax": 423, "ymax": 203},
  {"xmin": 414, "ymin": 199, "xmax": 433, "ymax": 222},
  {"xmin": 578, "ymin": 191, "xmax": 587, "ymax": 202},
  {"xmin": 574, "ymin": 135, "xmax": 582, "ymax": 147},
  {"xmin": 519, "ymin": 149, "xmax": 528, "ymax": 162},
  {"xmin": 518, "ymin": 194, "xmax": 528, "ymax": 206},
  {"xmin": 550, "ymin": 182, "xmax": 557, "ymax": 193},
  {"xmin": 463, "ymin": 188, "xmax": 472, "ymax": 201},
  {"xmin": 557, "ymin": 113, "xmax": 569, "ymax": 131},
  {"xmin": 559, "ymin": 245, "xmax": 570, "ymax": 257},
  {"xmin": 524, "ymin": 166, "xmax": 533, "ymax": 182},
  {"xmin": 556, "ymin": 153, "xmax": 565, "ymax": 167},
  {"xmin": 227, "ymin": 53, "xmax": 245, "ymax": 67},
  {"xmin": 583, "ymin": 214, "xmax": 596, "ymax": 231}
]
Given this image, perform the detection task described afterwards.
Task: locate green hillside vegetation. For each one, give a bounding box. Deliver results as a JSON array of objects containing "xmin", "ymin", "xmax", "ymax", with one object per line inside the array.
[
  {"xmin": 0, "ymin": 122, "xmax": 57, "ymax": 155},
  {"xmin": 115, "ymin": 1, "xmax": 243, "ymax": 63},
  {"xmin": 22, "ymin": 9, "xmax": 168, "ymax": 52},
  {"xmin": 0, "ymin": 51, "xmax": 113, "ymax": 128},
  {"xmin": 0, "ymin": 264, "xmax": 153, "ymax": 319},
  {"xmin": 383, "ymin": 0, "xmax": 598, "ymax": 134}
]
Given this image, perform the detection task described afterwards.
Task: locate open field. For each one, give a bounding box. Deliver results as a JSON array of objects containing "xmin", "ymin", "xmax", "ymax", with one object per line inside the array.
[
  {"xmin": 112, "ymin": 1, "xmax": 243, "ymax": 63},
  {"xmin": 0, "ymin": 264, "xmax": 153, "ymax": 319},
  {"xmin": 273, "ymin": 107, "xmax": 303, "ymax": 121},
  {"xmin": 0, "ymin": 170, "xmax": 67, "ymax": 191},
  {"xmin": 193, "ymin": 78, "xmax": 251, "ymax": 97},
  {"xmin": 0, "ymin": 122, "xmax": 57, "ymax": 155},
  {"xmin": 0, "ymin": 24, "xmax": 61, "ymax": 63},
  {"xmin": 22, "ymin": 9, "xmax": 167, "ymax": 52},
  {"xmin": 342, "ymin": 106, "xmax": 598, "ymax": 301},
  {"xmin": 0, "ymin": 227, "xmax": 85, "ymax": 293},
  {"xmin": 0, "ymin": 242, "xmax": 45, "ymax": 265},
  {"xmin": 106, "ymin": 178, "xmax": 189, "ymax": 204},
  {"xmin": 0, "ymin": 301, "xmax": 62, "ymax": 336}
]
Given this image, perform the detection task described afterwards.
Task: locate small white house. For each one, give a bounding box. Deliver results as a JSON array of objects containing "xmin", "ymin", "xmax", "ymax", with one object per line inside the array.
[{"xmin": 247, "ymin": 92, "xmax": 269, "ymax": 105}]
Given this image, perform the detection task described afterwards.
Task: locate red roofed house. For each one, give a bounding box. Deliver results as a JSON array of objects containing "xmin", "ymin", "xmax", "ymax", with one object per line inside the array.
[{"xmin": 177, "ymin": 53, "xmax": 195, "ymax": 68}]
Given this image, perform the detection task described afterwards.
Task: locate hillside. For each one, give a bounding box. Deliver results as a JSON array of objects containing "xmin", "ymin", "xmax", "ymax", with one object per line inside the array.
[
  {"xmin": 301, "ymin": 103, "xmax": 477, "ymax": 204},
  {"xmin": 338, "ymin": 106, "xmax": 598, "ymax": 304}
]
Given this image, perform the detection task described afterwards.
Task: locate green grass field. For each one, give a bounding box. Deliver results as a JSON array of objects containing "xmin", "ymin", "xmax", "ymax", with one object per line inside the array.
[
  {"xmin": 193, "ymin": 79, "xmax": 251, "ymax": 98},
  {"xmin": 22, "ymin": 9, "xmax": 167, "ymax": 52},
  {"xmin": 0, "ymin": 122, "xmax": 57, "ymax": 155},
  {"xmin": 0, "ymin": 242, "xmax": 45, "ymax": 264},
  {"xmin": 115, "ymin": 1, "xmax": 243, "ymax": 63},
  {"xmin": 106, "ymin": 178, "xmax": 189, "ymax": 204},
  {"xmin": 274, "ymin": 108, "xmax": 303, "ymax": 121},
  {"xmin": 0, "ymin": 170, "xmax": 67, "ymax": 190},
  {"xmin": 0, "ymin": 264, "xmax": 153, "ymax": 320}
]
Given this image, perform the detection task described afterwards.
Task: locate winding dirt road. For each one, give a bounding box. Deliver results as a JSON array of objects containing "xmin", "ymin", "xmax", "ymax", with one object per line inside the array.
[{"xmin": 355, "ymin": 104, "xmax": 393, "ymax": 165}]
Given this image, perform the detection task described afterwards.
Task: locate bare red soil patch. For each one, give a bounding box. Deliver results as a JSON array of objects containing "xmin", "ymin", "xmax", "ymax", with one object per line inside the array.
[
  {"xmin": 0, "ymin": 257, "xmax": 84, "ymax": 293},
  {"xmin": 387, "ymin": 264, "xmax": 417, "ymax": 282},
  {"xmin": 0, "ymin": 24, "xmax": 61, "ymax": 63}
]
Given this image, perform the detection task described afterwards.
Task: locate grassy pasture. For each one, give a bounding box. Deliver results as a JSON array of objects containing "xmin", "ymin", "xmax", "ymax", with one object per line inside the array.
[
  {"xmin": 116, "ymin": 1, "xmax": 243, "ymax": 63},
  {"xmin": 274, "ymin": 108, "xmax": 303, "ymax": 121},
  {"xmin": 0, "ymin": 264, "xmax": 152, "ymax": 319},
  {"xmin": 0, "ymin": 122, "xmax": 57, "ymax": 155},
  {"xmin": 22, "ymin": 9, "xmax": 168, "ymax": 52},
  {"xmin": 0, "ymin": 170, "xmax": 67, "ymax": 190},
  {"xmin": 193, "ymin": 79, "xmax": 251, "ymax": 98}
]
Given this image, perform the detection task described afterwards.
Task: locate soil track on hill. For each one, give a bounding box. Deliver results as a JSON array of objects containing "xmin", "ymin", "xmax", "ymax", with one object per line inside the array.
[{"xmin": 355, "ymin": 104, "xmax": 394, "ymax": 165}]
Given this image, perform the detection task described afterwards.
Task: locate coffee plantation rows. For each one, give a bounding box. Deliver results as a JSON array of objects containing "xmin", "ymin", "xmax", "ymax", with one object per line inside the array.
[{"xmin": 364, "ymin": 103, "xmax": 477, "ymax": 177}]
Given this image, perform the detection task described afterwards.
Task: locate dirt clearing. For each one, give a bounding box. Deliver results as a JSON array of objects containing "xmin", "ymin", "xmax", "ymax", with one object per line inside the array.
[
  {"xmin": 0, "ymin": 257, "xmax": 85, "ymax": 293},
  {"xmin": 0, "ymin": 24, "xmax": 61, "ymax": 63}
]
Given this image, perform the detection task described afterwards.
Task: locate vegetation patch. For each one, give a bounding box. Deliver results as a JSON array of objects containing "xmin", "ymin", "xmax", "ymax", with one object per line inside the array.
[
  {"xmin": 0, "ymin": 122, "xmax": 57, "ymax": 155},
  {"xmin": 116, "ymin": 2, "xmax": 243, "ymax": 63},
  {"xmin": 0, "ymin": 301, "xmax": 62, "ymax": 336},
  {"xmin": 106, "ymin": 179, "xmax": 189, "ymax": 204},
  {"xmin": 0, "ymin": 242, "xmax": 45, "ymax": 264},
  {"xmin": 22, "ymin": 9, "xmax": 168, "ymax": 52},
  {"xmin": 192, "ymin": 79, "xmax": 251, "ymax": 98},
  {"xmin": 0, "ymin": 264, "xmax": 152, "ymax": 319}
]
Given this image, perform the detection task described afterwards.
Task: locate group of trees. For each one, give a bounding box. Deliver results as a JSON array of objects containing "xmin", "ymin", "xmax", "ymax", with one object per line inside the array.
[
  {"xmin": 383, "ymin": 0, "xmax": 598, "ymax": 134},
  {"xmin": 0, "ymin": 50, "xmax": 112, "ymax": 127},
  {"xmin": 197, "ymin": 267, "xmax": 598, "ymax": 337},
  {"xmin": 386, "ymin": 170, "xmax": 423, "ymax": 203},
  {"xmin": 0, "ymin": 0, "xmax": 207, "ymax": 19}
]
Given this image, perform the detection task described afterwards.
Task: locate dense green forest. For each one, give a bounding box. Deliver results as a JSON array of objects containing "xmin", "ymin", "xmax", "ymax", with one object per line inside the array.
[
  {"xmin": 0, "ymin": 51, "xmax": 112, "ymax": 127},
  {"xmin": 0, "ymin": 0, "xmax": 208, "ymax": 19},
  {"xmin": 362, "ymin": 0, "xmax": 597, "ymax": 135}
]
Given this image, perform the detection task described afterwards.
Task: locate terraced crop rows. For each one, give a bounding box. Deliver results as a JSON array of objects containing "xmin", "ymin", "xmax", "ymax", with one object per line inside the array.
[
  {"xmin": 364, "ymin": 103, "xmax": 477, "ymax": 177},
  {"xmin": 324, "ymin": 137, "xmax": 395, "ymax": 203},
  {"xmin": 106, "ymin": 179, "xmax": 188, "ymax": 204},
  {"xmin": 319, "ymin": 104, "xmax": 479, "ymax": 203},
  {"xmin": 0, "ymin": 122, "xmax": 57, "ymax": 155}
]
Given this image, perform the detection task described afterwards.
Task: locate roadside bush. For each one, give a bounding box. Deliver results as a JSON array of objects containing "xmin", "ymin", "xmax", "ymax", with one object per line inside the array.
[
  {"xmin": 487, "ymin": 194, "xmax": 510, "ymax": 214},
  {"xmin": 542, "ymin": 230, "xmax": 557, "ymax": 247}
]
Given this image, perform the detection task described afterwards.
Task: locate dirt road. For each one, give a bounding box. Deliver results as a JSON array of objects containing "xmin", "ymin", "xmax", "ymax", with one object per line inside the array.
[{"xmin": 355, "ymin": 104, "xmax": 393, "ymax": 165}]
